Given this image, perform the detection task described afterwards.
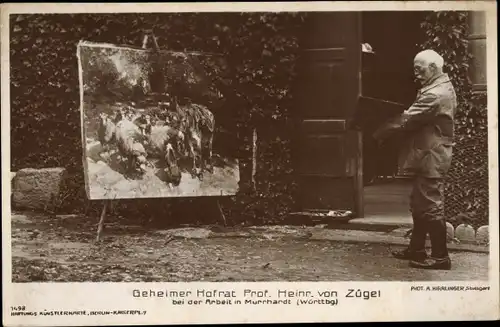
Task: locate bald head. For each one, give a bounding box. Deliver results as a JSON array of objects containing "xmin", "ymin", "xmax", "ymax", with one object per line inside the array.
[
  {"xmin": 415, "ymin": 50, "xmax": 444, "ymax": 69},
  {"xmin": 413, "ymin": 49, "xmax": 445, "ymax": 85}
]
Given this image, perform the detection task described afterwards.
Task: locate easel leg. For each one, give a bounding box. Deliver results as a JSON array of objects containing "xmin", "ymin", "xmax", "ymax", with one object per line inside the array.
[
  {"xmin": 96, "ymin": 201, "xmax": 109, "ymax": 242},
  {"xmin": 217, "ymin": 200, "xmax": 227, "ymax": 227}
]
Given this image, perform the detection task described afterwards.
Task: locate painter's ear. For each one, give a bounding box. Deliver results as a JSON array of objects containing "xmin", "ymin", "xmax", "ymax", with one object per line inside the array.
[{"xmin": 429, "ymin": 63, "xmax": 438, "ymax": 73}]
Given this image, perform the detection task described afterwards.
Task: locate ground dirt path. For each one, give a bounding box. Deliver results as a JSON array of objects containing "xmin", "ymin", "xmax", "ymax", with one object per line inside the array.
[{"xmin": 10, "ymin": 213, "xmax": 488, "ymax": 282}]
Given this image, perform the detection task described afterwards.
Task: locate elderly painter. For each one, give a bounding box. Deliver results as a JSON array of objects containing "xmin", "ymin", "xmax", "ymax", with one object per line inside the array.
[{"xmin": 373, "ymin": 49, "xmax": 457, "ymax": 270}]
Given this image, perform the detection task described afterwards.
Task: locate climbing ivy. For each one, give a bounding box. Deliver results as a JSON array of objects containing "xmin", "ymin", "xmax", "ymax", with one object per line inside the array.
[
  {"xmin": 419, "ymin": 11, "xmax": 487, "ymax": 137},
  {"xmin": 420, "ymin": 11, "xmax": 488, "ymax": 227}
]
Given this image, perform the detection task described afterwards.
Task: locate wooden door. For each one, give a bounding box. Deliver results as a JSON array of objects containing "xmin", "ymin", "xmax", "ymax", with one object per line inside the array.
[{"xmin": 295, "ymin": 12, "xmax": 364, "ymax": 217}]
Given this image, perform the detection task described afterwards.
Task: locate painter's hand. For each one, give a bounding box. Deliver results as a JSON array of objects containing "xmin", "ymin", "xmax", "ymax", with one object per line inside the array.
[
  {"xmin": 373, "ymin": 125, "xmax": 391, "ymax": 143},
  {"xmin": 373, "ymin": 121, "xmax": 399, "ymax": 145},
  {"xmin": 372, "ymin": 128, "xmax": 386, "ymax": 142}
]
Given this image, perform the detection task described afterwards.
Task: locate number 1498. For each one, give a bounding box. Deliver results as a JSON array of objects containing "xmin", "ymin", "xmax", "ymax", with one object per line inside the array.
[{"xmin": 11, "ymin": 306, "xmax": 26, "ymax": 311}]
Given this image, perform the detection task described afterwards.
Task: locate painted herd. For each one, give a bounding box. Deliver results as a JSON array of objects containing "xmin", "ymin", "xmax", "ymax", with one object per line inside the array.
[{"xmin": 96, "ymin": 96, "xmax": 215, "ymax": 188}]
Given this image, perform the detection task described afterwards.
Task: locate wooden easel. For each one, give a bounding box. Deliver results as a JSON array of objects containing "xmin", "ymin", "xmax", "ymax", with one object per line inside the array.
[
  {"xmin": 142, "ymin": 29, "xmax": 160, "ymax": 50},
  {"xmin": 95, "ymin": 31, "xmax": 227, "ymax": 242},
  {"xmin": 96, "ymin": 200, "xmax": 108, "ymax": 242}
]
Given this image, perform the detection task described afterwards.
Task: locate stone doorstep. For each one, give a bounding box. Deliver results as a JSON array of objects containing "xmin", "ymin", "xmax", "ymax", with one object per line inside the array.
[
  {"xmin": 348, "ymin": 217, "xmax": 413, "ymax": 228},
  {"xmin": 286, "ymin": 212, "xmax": 412, "ymax": 232}
]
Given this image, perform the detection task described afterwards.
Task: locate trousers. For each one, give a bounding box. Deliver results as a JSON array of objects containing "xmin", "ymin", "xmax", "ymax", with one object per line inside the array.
[{"xmin": 408, "ymin": 175, "xmax": 449, "ymax": 258}]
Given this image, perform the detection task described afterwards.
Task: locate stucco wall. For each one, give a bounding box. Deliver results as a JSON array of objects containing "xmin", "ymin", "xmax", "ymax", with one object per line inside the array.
[{"xmin": 469, "ymin": 11, "xmax": 487, "ymax": 92}]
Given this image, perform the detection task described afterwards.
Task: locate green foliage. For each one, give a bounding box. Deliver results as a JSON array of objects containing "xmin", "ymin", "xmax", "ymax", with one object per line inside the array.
[
  {"xmin": 419, "ymin": 11, "xmax": 487, "ymax": 138},
  {"xmin": 420, "ymin": 11, "xmax": 488, "ymax": 227},
  {"xmin": 10, "ymin": 13, "xmax": 305, "ymax": 225},
  {"xmin": 208, "ymin": 13, "xmax": 305, "ymax": 223}
]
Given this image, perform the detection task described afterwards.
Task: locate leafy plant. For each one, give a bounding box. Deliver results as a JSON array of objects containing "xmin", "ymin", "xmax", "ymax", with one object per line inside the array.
[{"xmin": 420, "ymin": 11, "xmax": 488, "ymax": 228}]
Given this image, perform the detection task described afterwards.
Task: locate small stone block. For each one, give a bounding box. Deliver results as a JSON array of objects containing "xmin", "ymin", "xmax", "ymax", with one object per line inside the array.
[
  {"xmin": 446, "ymin": 222, "xmax": 455, "ymax": 242},
  {"xmin": 12, "ymin": 167, "xmax": 67, "ymax": 211},
  {"xmin": 475, "ymin": 225, "xmax": 489, "ymax": 245},
  {"xmin": 455, "ymin": 224, "xmax": 476, "ymax": 243}
]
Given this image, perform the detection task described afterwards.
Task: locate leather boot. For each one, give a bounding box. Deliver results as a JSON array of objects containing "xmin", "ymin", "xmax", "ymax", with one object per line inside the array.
[
  {"xmin": 392, "ymin": 218, "xmax": 428, "ymax": 261},
  {"xmin": 409, "ymin": 220, "xmax": 451, "ymax": 270}
]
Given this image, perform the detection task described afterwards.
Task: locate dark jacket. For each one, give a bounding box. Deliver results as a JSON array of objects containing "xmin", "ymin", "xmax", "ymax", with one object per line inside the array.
[{"xmin": 373, "ymin": 73, "xmax": 458, "ymax": 178}]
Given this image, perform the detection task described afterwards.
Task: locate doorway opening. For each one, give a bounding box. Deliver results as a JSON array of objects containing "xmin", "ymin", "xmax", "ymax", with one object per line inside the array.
[{"xmin": 359, "ymin": 11, "xmax": 427, "ymax": 224}]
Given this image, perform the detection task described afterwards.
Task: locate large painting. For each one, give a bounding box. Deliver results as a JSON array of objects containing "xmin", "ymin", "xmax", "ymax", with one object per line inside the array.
[{"xmin": 77, "ymin": 41, "xmax": 239, "ymax": 199}]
